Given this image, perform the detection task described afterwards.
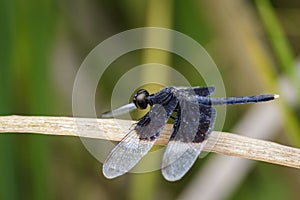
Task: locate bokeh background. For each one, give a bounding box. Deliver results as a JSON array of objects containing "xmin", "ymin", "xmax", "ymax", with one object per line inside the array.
[{"xmin": 1, "ymin": 0, "xmax": 300, "ymax": 199}]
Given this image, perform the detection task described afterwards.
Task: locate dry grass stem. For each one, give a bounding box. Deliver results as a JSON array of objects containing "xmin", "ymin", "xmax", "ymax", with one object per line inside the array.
[{"xmin": 1, "ymin": 115, "xmax": 299, "ymax": 169}]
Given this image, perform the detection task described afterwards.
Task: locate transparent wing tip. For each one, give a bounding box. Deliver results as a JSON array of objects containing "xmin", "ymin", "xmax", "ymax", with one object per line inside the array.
[
  {"xmin": 102, "ymin": 165, "xmax": 123, "ymax": 179},
  {"xmin": 102, "ymin": 103, "xmax": 136, "ymax": 118}
]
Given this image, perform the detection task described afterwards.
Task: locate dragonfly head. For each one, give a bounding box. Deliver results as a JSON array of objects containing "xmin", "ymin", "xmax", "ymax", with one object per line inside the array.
[{"xmin": 133, "ymin": 89, "xmax": 149, "ymax": 110}]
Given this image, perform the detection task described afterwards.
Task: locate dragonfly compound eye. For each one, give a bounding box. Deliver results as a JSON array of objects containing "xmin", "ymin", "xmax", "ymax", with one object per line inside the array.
[{"xmin": 133, "ymin": 89, "xmax": 149, "ymax": 109}]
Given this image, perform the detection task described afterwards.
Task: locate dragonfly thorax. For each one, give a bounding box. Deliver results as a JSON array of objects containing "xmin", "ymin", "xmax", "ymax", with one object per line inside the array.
[{"xmin": 133, "ymin": 89, "xmax": 149, "ymax": 109}]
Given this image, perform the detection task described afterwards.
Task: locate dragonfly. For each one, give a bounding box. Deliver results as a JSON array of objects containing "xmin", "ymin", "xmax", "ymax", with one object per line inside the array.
[{"xmin": 102, "ymin": 86, "xmax": 278, "ymax": 181}]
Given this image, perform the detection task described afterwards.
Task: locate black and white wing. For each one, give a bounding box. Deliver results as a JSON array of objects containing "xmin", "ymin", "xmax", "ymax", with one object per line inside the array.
[
  {"xmin": 103, "ymin": 94, "xmax": 178, "ymax": 179},
  {"xmin": 188, "ymin": 86, "xmax": 215, "ymax": 97},
  {"xmin": 161, "ymin": 98, "xmax": 216, "ymax": 181}
]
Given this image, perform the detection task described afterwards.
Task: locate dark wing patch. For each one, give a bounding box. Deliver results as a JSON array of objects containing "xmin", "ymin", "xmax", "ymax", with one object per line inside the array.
[
  {"xmin": 193, "ymin": 104, "xmax": 216, "ymax": 143},
  {"xmin": 103, "ymin": 94, "xmax": 178, "ymax": 179},
  {"xmin": 136, "ymin": 92, "xmax": 178, "ymax": 140},
  {"xmin": 161, "ymin": 99, "xmax": 216, "ymax": 181},
  {"xmin": 182, "ymin": 86, "xmax": 215, "ymax": 97}
]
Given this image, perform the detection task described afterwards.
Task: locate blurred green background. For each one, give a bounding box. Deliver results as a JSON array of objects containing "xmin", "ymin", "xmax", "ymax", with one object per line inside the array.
[{"xmin": 1, "ymin": 0, "xmax": 300, "ymax": 200}]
